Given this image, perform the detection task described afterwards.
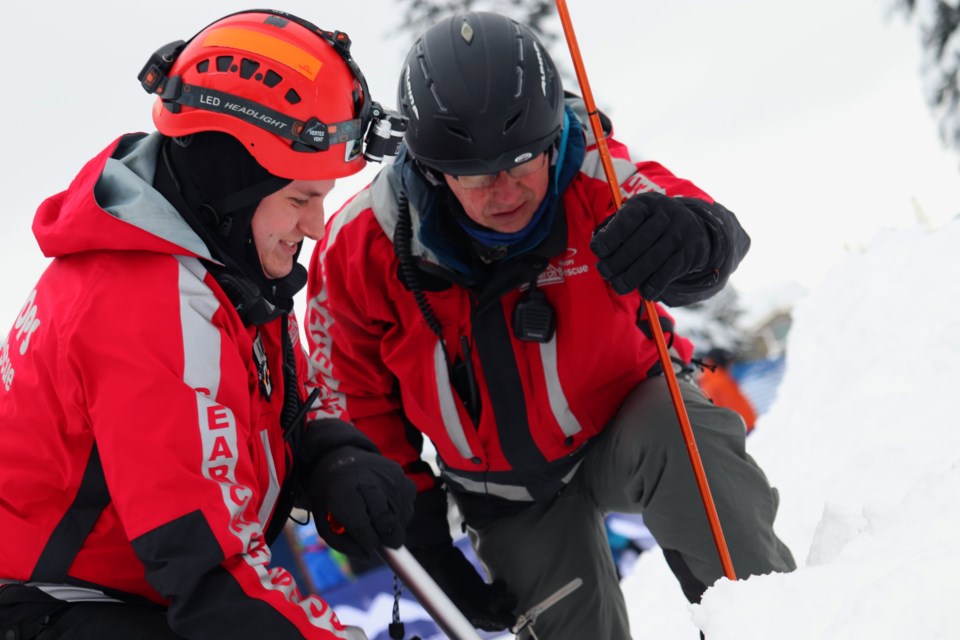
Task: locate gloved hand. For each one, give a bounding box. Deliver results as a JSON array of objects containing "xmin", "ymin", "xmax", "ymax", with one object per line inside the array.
[
  {"xmin": 305, "ymin": 421, "xmax": 416, "ymax": 559},
  {"xmin": 590, "ymin": 192, "xmax": 713, "ymax": 300},
  {"xmin": 406, "ymin": 488, "xmax": 517, "ymax": 632}
]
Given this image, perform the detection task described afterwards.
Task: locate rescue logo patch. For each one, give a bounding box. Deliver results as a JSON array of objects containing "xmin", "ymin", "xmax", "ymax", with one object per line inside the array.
[
  {"xmin": 533, "ymin": 247, "xmax": 590, "ymax": 288},
  {"xmin": 253, "ymin": 330, "xmax": 272, "ymax": 401}
]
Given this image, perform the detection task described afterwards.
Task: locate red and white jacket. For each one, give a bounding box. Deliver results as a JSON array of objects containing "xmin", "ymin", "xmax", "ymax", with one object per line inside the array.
[
  {"xmin": 308, "ymin": 106, "xmax": 747, "ymax": 524},
  {"xmin": 0, "ymin": 133, "xmax": 354, "ymax": 639}
]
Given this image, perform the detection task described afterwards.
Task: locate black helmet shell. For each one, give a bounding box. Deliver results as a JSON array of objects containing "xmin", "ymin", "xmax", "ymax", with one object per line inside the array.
[{"xmin": 398, "ymin": 12, "xmax": 564, "ymax": 176}]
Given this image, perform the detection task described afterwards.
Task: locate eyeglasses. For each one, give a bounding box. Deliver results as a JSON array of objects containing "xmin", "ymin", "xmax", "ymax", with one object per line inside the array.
[{"xmin": 449, "ymin": 153, "xmax": 547, "ymax": 189}]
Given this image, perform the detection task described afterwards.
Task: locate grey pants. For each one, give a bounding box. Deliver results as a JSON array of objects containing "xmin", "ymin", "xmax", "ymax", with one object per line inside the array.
[{"xmin": 468, "ymin": 376, "xmax": 796, "ymax": 639}]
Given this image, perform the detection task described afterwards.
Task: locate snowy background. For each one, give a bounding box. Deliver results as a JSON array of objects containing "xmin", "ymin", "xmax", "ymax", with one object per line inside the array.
[
  {"xmin": 613, "ymin": 219, "xmax": 960, "ymax": 639},
  {"xmin": 1, "ymin": 0, "xmax": 958, "ymax": 327},
  {"xmin": 2, "ymin": 1, "xmax": 959, "ymax": 638}
]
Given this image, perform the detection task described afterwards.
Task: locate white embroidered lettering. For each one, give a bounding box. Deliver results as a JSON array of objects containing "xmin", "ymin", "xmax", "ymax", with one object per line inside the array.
[
  {"xmin": 13, "ymin": 289, "xmax": 41, "ymax": 356},
  {"xmin": 306, "ymin": 289, "xmax": 346, "ymax": 418},
  {"xmin": 0, "ymin": 342, "xmax": 14, "ymax": 391}
]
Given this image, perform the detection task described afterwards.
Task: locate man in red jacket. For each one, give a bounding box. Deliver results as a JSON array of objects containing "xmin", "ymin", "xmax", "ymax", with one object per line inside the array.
[
  {"xmin": 308, "ymin": 11, "xmax": 795, "ymax": 639},
  {"xmin": 0, "ymin": 11, "xmax": 414, "ymax": 640}
]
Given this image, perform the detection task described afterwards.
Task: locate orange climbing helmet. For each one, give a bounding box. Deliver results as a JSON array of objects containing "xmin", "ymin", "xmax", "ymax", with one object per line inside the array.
[{"xmin": 139, "ymin": 10, "xmax": 388, "ymax": 180}]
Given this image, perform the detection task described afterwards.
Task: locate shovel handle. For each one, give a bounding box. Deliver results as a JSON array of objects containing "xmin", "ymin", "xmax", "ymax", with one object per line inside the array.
[{"xmin": 378, "ymin": 546, "xmax": 485, "ymax": 640}]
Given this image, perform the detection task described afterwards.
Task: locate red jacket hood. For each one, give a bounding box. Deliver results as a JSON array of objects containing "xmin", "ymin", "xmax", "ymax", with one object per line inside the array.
[{"xmin": 32, "ymin": 133, "xmax": 213, "ymax": 262}]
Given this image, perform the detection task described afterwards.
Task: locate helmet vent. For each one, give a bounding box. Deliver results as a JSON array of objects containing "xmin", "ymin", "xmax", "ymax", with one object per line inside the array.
[
  {"xmin": 514, "ymin": 67, "xmax": 524, "ymax": 98},
  {"xmin": 446, "ymin": 125, "xmax": 473, "ymax": 142},
  {"xmin": 285, "ymin": 89, "xmax": 302, "ymax": 105},
  {"xmin": 240, "ymin": 59, "xmax": 261, "ymax": 79},
  {"xmin": 503, "ymin": 111, "xmax": 522, "ymax": 134},
  {"xmin": 429, "ymin": 84, "xmax": 448, "ymax": 112},
  {"xmin": 263, "ymin": 70, "xmax": 283, "ymax": 88},
  {"xmin": 216, "ymin": 56, "xmax": 234, "ymax": 72},
  {"xmin": 196, "ymin": 60, "xmax": 210, "ymax": 73}
]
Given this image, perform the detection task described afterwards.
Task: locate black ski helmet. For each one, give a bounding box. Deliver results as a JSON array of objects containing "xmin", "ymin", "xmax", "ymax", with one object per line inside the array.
[{"xmin": 398, "ymin": 12, "xmax": 564, "ymax": 176}]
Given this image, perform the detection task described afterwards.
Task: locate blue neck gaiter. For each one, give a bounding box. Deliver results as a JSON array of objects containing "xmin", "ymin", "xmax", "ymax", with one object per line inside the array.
[{"xmin": 400, "ymin": 105, "xmax": 586, "ymax": 276}]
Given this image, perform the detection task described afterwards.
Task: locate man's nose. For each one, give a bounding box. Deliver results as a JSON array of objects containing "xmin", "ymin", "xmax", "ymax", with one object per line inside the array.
[
  {"xmin": 490, "ymin": 171, "xmax": 525, "ymax": 195},
  {"xmin": 299, "ymin": 208, "xmax": 326, "ymax": 241}
]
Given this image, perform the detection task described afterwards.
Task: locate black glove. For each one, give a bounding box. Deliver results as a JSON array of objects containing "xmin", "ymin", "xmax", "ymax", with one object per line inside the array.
[
  {"xmin": 304, "ymin": 420, "xmax": 416, "ymax": 559},
  {"xmin": 406, "ymin": 488, "xmax": 517, "ymax": 632},
  {"xmin": 591, "ymin": 192, "xmax": 713, "ymax": 300}
]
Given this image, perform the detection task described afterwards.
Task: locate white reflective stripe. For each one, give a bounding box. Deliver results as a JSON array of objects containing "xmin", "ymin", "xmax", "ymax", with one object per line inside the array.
[
  {"xmin": 325, "ymin": 186, "xmax": 373, "ymax": 252},
  {"xmin": 178, "ymin": 262, "xmax": 349, "ymax": 637},
  {"xmin": 306, "ymin": 192, "xmax": 375, "ymax": 420},
  {"xmin": 369, "ymin": 167, "xmax": 442, "ymax": 264},
  {"xmin": 178, "ymin": 258, "xmax": 221, "ymax": 396},
  {"xmin": 180, "ymin": 257, "xmax": 254, "ymax": 553},
  {"xmin": 444, "ymin": 471, "xmax": 535, "ymax": 502},
  {"xmin": 445, "ymin": 461, "xmax": 583, "ymax": 503},
  {"xmin": 257, "ymin": 430, "xmax": 281, "ymax": 528},
  {"xmin": 179, "ymin": 260, "xmax": 255, "ymax": 550},
  {"xmin": 24, "ymin": 583, "xmax": 122, "ymax": 603},
  {"xmin": 539, "ymin": 336, "xmax": 583, "ymax": 438},
  {"xmin": 434, "ymin": 341, "xmax": 475, "ymax": 460}
]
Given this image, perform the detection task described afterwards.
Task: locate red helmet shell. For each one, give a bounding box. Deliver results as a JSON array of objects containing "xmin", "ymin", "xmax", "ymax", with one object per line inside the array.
[{"xmin": 153, "ymin": 12, "xmax": 367, "ymax": 180}]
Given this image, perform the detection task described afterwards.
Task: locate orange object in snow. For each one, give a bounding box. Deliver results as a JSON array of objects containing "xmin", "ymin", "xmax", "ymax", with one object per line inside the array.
[{"xmin": 699, "ymin": 366, "xmax": 758, "ymax": 434}]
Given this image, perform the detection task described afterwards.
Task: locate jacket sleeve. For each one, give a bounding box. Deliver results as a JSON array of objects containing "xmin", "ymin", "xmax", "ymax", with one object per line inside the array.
[
  {"xmin": 73, "ymin": 255, "xmax": 353, "ymax": 640},
  {"xmin": 579, "ymin": 131, "xmax": 750, "ymax": 306},
  {"xmin": 305, "ymin": 206, "xmax": 438, "ymax": 493}
]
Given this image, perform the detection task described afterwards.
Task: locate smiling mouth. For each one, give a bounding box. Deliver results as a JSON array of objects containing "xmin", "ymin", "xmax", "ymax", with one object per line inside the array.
[
  {"xmin": 491, "ymin": 204, "xmax": 524, "ymax": 217},
  {"xmin": 278, "ymin": 240, "xmax": 300, "ymax": 254}
]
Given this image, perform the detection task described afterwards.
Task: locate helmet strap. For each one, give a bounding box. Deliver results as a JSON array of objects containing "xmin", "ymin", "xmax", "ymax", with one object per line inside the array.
[{"xmin": 211, "ymin": 175, "xmax": 291, "ymax": 216}]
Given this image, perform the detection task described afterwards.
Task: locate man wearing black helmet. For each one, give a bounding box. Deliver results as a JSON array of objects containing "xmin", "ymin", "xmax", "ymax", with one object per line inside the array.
[
  {"xmin": 307, "ymin": 11, "xmax": 795, "ymax": 639},
  {"xmin": 0, "ymin": 11, "xmax": 414, "ymax": 640}
]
